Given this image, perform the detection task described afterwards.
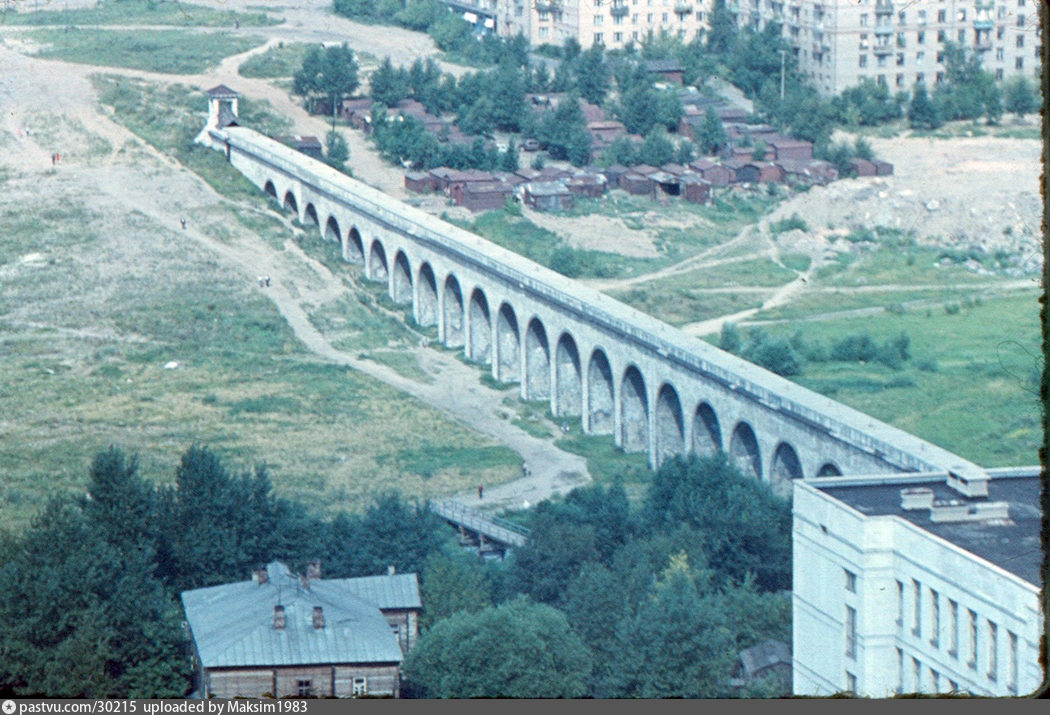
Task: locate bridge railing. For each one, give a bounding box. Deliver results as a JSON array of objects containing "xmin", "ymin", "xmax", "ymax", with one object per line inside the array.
[
  {"xmin": 429, "ymin": 500, "xmax": 530, "ymax": 541},
  {"xmin": 220, "ymin": 128, "xmax": 983, "ymax": 482}
]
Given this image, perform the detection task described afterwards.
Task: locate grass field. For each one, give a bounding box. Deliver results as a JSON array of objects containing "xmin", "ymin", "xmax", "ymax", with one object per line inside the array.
[
  {"xmin": 756, "ymin": 291, "xmax": 1041, "ymax": 466},
  {"xmin": 27, "ymin": 27, "xmax": 263, "ymax": 73},
  {"xmin": 0, "ymin": 0, "xmax": 279, "ymax": 26},
  {"xmin": 238, "ymin": 41, "xmax": 313, "ymax": 79},
  {"xmin": 0, "ymin": 78, "xmax": 524, "ymax": 533}
]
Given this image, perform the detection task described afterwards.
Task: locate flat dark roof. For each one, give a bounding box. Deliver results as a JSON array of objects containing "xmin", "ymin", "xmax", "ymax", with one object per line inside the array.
[{"xmin": 818, "ymin": 473, "xmax": 1042, "ymax": 587}]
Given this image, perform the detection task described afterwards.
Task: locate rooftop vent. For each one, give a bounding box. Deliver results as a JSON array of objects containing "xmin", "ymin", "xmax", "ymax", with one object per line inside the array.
[
  {"xmin": 274, "ymin": 605, "xmax": 286, "ymax": 630},
  {"xmin": 252, "ymin": 566, "xmax": 269, "ymax": 585},
  {"xmin": 900, "ymin": 487, "xmax": 934, "ymax": 511},
  {"xmin": 930, "ymin": 500, "xmax": 1010, "ymax": 524},
  {"xmin": 307, "ymin": 560, "xmax": 322, "ymax": 580},
  {"xmin": 312, "ymin": 606, "xmax": 325, "ymax": 629}
]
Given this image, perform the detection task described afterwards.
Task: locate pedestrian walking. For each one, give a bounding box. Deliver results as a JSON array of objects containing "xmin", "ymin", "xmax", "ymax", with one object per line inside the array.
[
  {"xmin": 478, "ymin": 484, "xmax": 484, "ymax": 499},
  {"xmin": 264, "ymin": 276, "xmax": 271, "ymax": 287}
]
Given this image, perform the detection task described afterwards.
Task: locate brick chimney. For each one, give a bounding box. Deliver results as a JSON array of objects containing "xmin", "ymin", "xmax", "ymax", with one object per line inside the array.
[
  {"xmin": 312, "ymin": 606, "xmax": 325, "ymax": 629},
  {"xmin": 273, "ymin": 605, "xmax": 286, "ymax": 630},
  {"xmin": 387, "ymin": 565, "xmax": 396, "ymax": 576},
  {"xmin": 306, "ymin": 560, "xmax": 322, "ymax": 580},
  {"xmin": 252, "ymin": 566, "xmax": 269, "ymax": 585}
]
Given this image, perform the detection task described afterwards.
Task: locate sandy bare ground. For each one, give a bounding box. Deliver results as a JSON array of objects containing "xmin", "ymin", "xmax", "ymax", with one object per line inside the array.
[{"xmin": 0, "ymin": 41, "xmax": 588, "ymax": 514}]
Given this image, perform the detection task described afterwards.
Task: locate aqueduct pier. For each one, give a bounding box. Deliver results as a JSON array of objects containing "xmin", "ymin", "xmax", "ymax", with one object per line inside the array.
[{"xmin": 201, "ymin": 117, "xmax": 990, "ymax": 499}]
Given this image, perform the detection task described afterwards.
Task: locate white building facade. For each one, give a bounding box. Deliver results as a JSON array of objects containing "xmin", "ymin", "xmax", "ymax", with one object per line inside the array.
[
  {"xmin": 443, "ymin": 0, "xmax": 1040, "ymax": 94},
  {"xmin": 792, "ymin": 468, "xmax": 1043, "ymax": 697}
]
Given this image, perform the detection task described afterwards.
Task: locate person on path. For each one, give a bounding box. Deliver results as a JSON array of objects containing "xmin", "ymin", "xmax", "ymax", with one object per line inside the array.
[
  {"xmin": 477, "ymin": 484, "xmax": 484, "ymax": 499},
  {"xmin": 180, "ymin": 218, "xmax": 187, "ymax": 230}
]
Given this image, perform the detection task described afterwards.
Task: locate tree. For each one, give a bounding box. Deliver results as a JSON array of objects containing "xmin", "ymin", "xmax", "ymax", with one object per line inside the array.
[
  {"xmin": 642, "ymin": 454, "xmax": 793, "ymax": 591},
  {"xmin": 719, "ymin": 321, "xmax": 742, "ymax": 353},
  {"xmin": 537, "ymin": 93, "xmax": 592, "ymax": 166},
  {"xmin": 0, "ymin": 499, "xmax": 190, "ymax": 697},
  {"xmin": 833, "ymin": 78, "xmax": 903, "ymax": 126},
  {"xmin": 82, "ymin": 446, "xmax": 158, "ymax": 557},
  {"xmin": 706, "ymin": 0, "xmax": 739, "ymax": 57},
  {"xmin": 511, "ymin": 503, "xmax": 600, "ymax": 604},
  {"xmin": 574, "ymin": 44, "xmax": 610, "ymax": 105},
  {"xmin": 293, "ymin": 43, "xmax": 360, "ymax": 124},
  {"xmin": 323, "ymin": 130, "xmax": 350, "ymax": 172},
  {"xmin": 934, "ymin": 42, "xmax": 1001, "ymax": 123},
  {"xmin": 908, "ymin": 82, "xmax": 941, "ymax": 129},
  {"xmin": 638, "ymin": 128, "xmax": 675, "ymax": 166},
  {"xmin": 601, "ymin": 135, "xmax": 637, "ymax": 166},
  {"xmin": 1004, "ymin": 74, "xmax": 1039, "ymax": 118},
  {"xmin": 369, "ymin": 56, "xmax": 409, "ymax": 106},
  {"xmin": 403, "ymin": 598, "xmax": 592, "ymax": 698},
  {"xmin": 500, "ymin": 139, "xmax": 520, "ymax": 171},
  {"xmin": 697, "ymin": 106, "xmax": 728, "ymax": 155},
  {"xmin": 615, "ymin": 553, "xmax": 737, "ymax": 698},
  {"xmin": 419, "ymin": 551, "xmax": 491, "ymax": 629}
]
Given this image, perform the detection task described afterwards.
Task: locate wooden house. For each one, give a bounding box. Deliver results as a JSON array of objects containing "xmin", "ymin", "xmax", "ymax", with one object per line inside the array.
[
  {"xmin": 688, "ymin": 159, "xmax": 735, "ymax": 186},
  {"xmin": 736, "ymin": 161, "xmax": 784, "ymax": 184},
  {"xmin": 644, "ymin": 59, "xmax": 685, "ymax": 84},
  {"xmin": 404, "ymin": 171, "xmax": 435, "ymax": 194},
  {"xmin": 680, "ymin": 174, "xmax": 712, "ymax": 204},
  {"xmin": 523, "ymin": 181, "xmax": 574, "ymax": 212},
  {"xmin": 453, "ymin": 180, "xmax": 514, "ymax": 212},
  {"xmin": 873, "ymin": 159, "xmax": 894, "ymax": 176},
  {"xmin": 565, "ymin": 172, "xmax": 608, "ymax": 198},
  {"xmin": 180, "ymin": 562, "xmax": 421, "ymax": 699},
  {"xmin": 619, "ymin": 171, "xmax": 652, "ymax": 195},
  {"xmin": 765, "ymin": 136, "xmax": 814, "ymax": 161},
  {"xmin": 648, "ymin": 170, "xmax": 682, "ymax": 197},
  {"xmin": 848, "ymin": 158, "xmax": 878, "ymax": 177}
]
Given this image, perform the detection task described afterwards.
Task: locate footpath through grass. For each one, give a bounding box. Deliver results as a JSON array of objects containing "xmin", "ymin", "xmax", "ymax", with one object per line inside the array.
[{"xmin": 28, "ymin": 27, "xmax": 264, "ymax": 73}]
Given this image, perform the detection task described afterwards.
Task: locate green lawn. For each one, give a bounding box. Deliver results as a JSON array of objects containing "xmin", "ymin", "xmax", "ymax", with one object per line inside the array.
[
  {"xmin": 759, "ymin": 291, "xmax": 1041, "ymax": 466},
  {"xmin": 238, "ymin": 41, "xmax": 313, "ymax": 78},
  {"xmin": 0, "ymin": 0, "xmax": 280, "ymax": 26},
  {"xmin": 28, "ymin": 27, "xmax": 264, "ymax": 73}
]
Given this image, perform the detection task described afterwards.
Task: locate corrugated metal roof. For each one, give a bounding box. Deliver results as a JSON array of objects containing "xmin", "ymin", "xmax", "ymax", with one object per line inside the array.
[{"xmin": 181, "ymin": 563, "xmax": 412, "ymax": 668}]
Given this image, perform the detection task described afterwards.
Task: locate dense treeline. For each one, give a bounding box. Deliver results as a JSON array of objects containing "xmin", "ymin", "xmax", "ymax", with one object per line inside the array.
[
  {"xmin": 0, "ymin": 445, "xmax": 447, "ymax": 698},
  {"xmin": 0, "ymin": 446, "xmax": 792, "ymax": 698},
  {"xmin": 404, "ymin": 453, "xmax": 793, "ymax": 698}
]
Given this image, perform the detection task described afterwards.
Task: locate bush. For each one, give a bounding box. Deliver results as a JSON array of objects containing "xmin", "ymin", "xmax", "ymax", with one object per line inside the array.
[
  {"xmin": 769, "ymin": 213, "xmax": 809, "ymax": 235},
  {"xmin": 830, "ymin": 332, "xmax": 879, "ymax": 362}
]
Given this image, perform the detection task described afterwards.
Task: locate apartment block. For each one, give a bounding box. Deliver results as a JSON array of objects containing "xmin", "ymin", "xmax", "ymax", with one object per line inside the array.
[
  {"xmin": 444, "ymin": 0, "xmax": 1040, "ymax": 94},
  {"xmin": 792, "ymin": 467, "xmax": 1043, "ymax": 697},
  {"xmin": 737, "ymin": 0, "xmax": 1042, "ymax": 94}
]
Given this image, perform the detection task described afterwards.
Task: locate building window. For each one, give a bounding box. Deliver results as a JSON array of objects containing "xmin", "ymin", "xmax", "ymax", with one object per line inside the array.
[
  {"xmin": 948, "ymin": 599, "xmax": 959, "ymax": 656},
  {"xmin": 937, "ymin": 9, "xmax": 946, "ymax": 23},
  {"xmin": 997, "ymin": 47, "xmax": 1005, "ymax": 60},
  {"xmin": 918, "ymin": 9, "xmax": 926, "ymax": 24},
  {"xmin": 1008, "ymin": 631, "xmax": 1019, "ymax": 693},
  {"xmin": 594, "ymin": 13, "xmax": 604, "ymax": 24},
  {"xmin": 844, "ymin": 569, "xmax": 857, "ymax": 592},
  {"xmin": 929, "ymin": 589, "xmax": 940, "ymax": 648},
  {"xmin": 967, "ymin": 609, "xmax": 978, "ymax": 669},
  {"xmin": 998, "ymin": 25, "xmax": 1005, "ymax": 39},
  {"xmin": 897, "ymin": 53, "xmax": 905, "ymax": 65},
  {"xmin": 878, "ymin": 73, "xmax": 887, "ymax": 85},
  {"xmin": 845, "ymin": 672, "xmax": 857, "ymax": 693},
  {"xmin": 859, "ymin": 54, "xmax": 868, "ymax": 67},
  {"xmin": 614, "ymin": 31, "xmax": 623, "ymax": 41},
  {"xmin": 845, "ymin": 606, "xmax": 857, "ymax": 658},
  {"xmin": 1016, "ymin": 57, "xmax": 1024, "ymax": 68},
  {"xmin": 878, "ymin": 54, "xmax": 888, "ymax": 66},
  {"xmin": 896, "ymin": 647, "xmax": 904, "ymax": 694},
  {"xmin": 957, "ymin": 29, "xmax": 965, "ymax": 42},
  {"xmin": 1016, "ymin": 13, "xmax": 1025, "ymax": 27},
  {"xmin": 987, "ymin": 621, "xmax": 998, "ymax": 681},
  {"xmin": 352, "ymin": 677, "xmax": 368, "ymax": 696},
  {"xmin": 895, "ymin": 580, "xmax": 904, "ymax": 627},
  {"xmin": 996, "ymin": 68, "xmax": 1004, "ymax": 79},
  {"xmin": 935, "ymin": 71, "xmax": 944, "ymax": 83},
  {"xmin": 860, "ymin": 13, "xmax": 869, "ymax": 26},
  {"xmin": 538, "ymin": 10, "xmax": 549, "ymax": 20},
  {"xmin": 860, "ymin": 33, "xmax": 870, "ymax": 48},
  {"xmin": 1016, "ymin": 34, "xmax": 1024, "ymax": 47},
  {"xmin": 916, "ymin": 50, "xmax": 925, "ymax": 61},
  {"xmin": 297, "ymin": 680, "xmax": 313, "ymax": 697},
  {"xmin": 898, "ymin": 10, "xmax": 906, "ymax": 23},
  {"xmin": 538, "ymin": 26, "xmax": 549, "ymax": 38},
  {"xmin": 937, "ymin": 29, "xmax": 947, "ymax": 42},
  {"xmin": 916, "ymin": 71, "xmax": 924, "ymax": 83},
  {"xmin": 633, "ymin": 13, "xmax": 639, "ymax": 23},
  {"xmin": 937, "ymin": 50, "xmax": 945, "ymax": 62},
  {"xmin": 912, "ymin": 579, "xmax": 922, "ymax": 638},
  {"xmin": 956, "ymin": 9, "xmax": 966, "ymax": 21},
  {"xmin": 896, "ymin": 73, "xmax": 904, "ymax": 86},
  {"xmin": 594, "ymin": 32, "xmax": 604, "ymax": 43},
  {"xmin": 917, "ymin": 30, "xmax": 925, "ymax": 44}
]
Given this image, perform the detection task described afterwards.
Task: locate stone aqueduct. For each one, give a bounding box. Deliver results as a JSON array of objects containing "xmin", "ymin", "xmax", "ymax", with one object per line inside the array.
[{"xmin": 200, "ymin": 103, "xmax": 990, "ymax": 498}]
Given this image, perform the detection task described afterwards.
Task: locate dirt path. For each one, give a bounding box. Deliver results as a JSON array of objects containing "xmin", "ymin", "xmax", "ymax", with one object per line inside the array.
[{"xmin": 1, "ymin": 40, "xmax": 590, "ymax": 513}]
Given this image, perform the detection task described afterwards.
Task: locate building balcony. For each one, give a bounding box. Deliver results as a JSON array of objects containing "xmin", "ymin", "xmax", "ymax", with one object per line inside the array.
[
  {"xmin": 675, "ymin": 3, "xmax": 694, "ymax": 15},
  {"xmin": 611, "ymin": 3, "xmax": 629, "ymax": 17},
  {"xmin": 873, "ymin": 44, "xmax": 894, "ymax": 54},
  {"xmin": 975, "ymin": 39, "xmax": 993, "ymax": 50},
  {"xmin": 973, "ymin": 19, "xmax": 994, "ymax": 29},
  {"xmin": 875, "ymin": 1, "xmax": 893, "ymax": 14},
  {"xmin": 534, "ymin": 0, "xmax": 561, "ymax": 12},
  {"xmin": 874, "ymin": 25, "xmax": 894, "ymax": 34}
]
